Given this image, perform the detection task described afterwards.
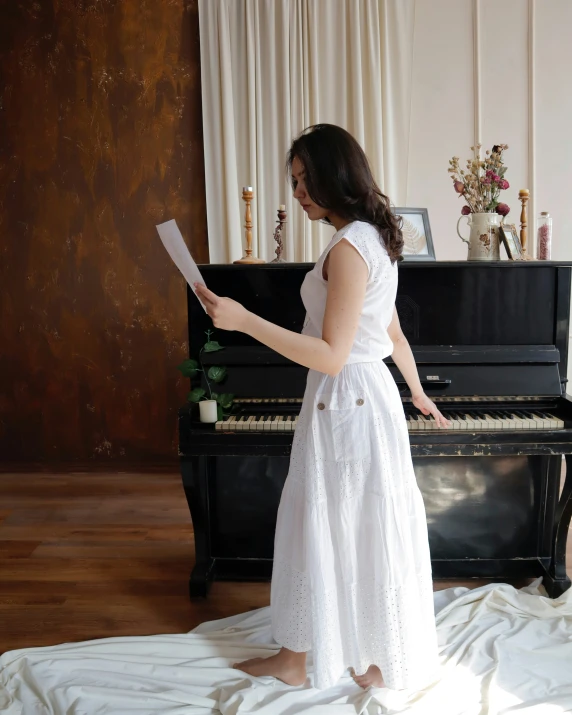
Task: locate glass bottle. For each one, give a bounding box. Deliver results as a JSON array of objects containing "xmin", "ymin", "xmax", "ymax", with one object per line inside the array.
[{"xmin": 536, "ymin": 211, "xmax": 552, "ymax": 260}]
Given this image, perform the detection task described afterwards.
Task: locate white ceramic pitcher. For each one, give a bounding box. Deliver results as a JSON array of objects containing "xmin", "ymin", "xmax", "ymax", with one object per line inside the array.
[{"xmin": 457, "ymin": 212, "xmax": 501, "ymax": 261}]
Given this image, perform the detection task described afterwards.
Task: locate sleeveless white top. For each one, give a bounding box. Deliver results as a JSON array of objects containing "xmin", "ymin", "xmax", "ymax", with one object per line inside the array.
[{"xmin": 300, "ymin": 220, "xmax": 398, "ymax": 363}]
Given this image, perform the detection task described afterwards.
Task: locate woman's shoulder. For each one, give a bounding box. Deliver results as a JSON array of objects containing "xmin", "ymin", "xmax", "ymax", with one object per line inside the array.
[
  {"xmin": 337, "ymin": 221, "xmax": 389, "ymax": 259},
  {"xmin": 336, "ymin": 220, "xmax": 378, "ymax": 238},
  {"xmin": 329, "ymin": 221, "xmax": 392, "ymax": 279}
]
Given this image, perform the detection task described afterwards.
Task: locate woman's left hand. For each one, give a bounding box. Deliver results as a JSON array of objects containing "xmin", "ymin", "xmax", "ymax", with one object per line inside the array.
[
  {"xmin": 412, "ymin": 391, "xmax": 451, "ymax": 429},
  {"xmin": 194, "ymin": 283, "xmax": 249, "ymax": 332}
]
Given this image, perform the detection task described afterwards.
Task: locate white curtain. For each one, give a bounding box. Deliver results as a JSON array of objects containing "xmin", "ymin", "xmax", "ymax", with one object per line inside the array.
[{"xmin": 199, "ymin": 0, "xmax": 416, "ymax": 264}]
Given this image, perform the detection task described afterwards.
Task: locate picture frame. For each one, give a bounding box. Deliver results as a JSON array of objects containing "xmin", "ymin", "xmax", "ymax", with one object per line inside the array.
[
  {"xmin": 500, "ymin": 223, "xmax": 523, "ymax": 260},
  {"xmin": 392, "ymin": 207, "xmax": 436, "ymax": 261}
]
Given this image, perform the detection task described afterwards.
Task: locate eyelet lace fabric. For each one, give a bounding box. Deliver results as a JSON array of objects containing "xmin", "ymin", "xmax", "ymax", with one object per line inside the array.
[{"xmin": 271, "ymin": 223, "xmax": 439, "ymax": 691}]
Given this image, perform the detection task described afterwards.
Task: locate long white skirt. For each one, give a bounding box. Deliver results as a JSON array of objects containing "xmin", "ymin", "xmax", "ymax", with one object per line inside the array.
[{"xmin": 270, "ymin": 360, "xmax": 438, "ymax": 690}]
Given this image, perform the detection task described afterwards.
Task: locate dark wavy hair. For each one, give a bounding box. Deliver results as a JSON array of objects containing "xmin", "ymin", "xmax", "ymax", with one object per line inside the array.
[{"xmin": 286, "ymin": 124, "xmax": 403, "ymax": 263}]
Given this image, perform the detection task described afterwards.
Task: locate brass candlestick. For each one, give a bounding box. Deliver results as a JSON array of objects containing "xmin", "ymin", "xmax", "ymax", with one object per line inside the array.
[
  {"xmin": 519, "ymin": 189, "xmax": 530, "ymax": 255},
  {"xmin": 234, "ymin": 186, "xmax": 265, "ymax": 264},
  {"xmin": 270, "ymin": 205, "xmax": 287, "ymax": 263}
]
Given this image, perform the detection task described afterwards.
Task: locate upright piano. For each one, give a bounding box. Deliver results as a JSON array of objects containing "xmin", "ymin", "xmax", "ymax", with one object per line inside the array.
[{"xmin": 178, "ymin": 261, "xmax": 572, "ymax": 598}]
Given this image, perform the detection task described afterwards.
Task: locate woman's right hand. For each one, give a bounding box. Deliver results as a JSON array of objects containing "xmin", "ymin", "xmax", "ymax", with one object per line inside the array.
[{"xmin": 194, "ymin": 284, "xmax": 250, "ymax": 332}]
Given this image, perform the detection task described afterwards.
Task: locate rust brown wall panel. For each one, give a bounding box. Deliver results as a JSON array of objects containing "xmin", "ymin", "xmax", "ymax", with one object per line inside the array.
[{"xmin": 0, "ymin": 0, "xmax": 208, "ymax": 465}]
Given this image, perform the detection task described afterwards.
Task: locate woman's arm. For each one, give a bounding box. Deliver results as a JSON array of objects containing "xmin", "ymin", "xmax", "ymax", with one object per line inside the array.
[
  {"xmin": 388, "ymin": 307, "xmax": 451, "ymax": 427},
  {"xmin": 194, "ymin": 239, "xmax": 368, "ymax": 377},
  {"xmin": 387, "ymin": 306, "xmax": 424, "ymax": 398}
]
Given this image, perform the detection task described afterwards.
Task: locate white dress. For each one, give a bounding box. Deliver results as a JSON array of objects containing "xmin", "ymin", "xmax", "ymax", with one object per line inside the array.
[{"xmin": 270, "ymin": 221, "xmax": 438, "ymax": 691}]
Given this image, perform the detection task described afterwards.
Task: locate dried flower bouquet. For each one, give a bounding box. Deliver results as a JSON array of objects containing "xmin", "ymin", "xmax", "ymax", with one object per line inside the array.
[{"xmin": 449, "ymin": 144, "xmax": 510, "ymax": 217}]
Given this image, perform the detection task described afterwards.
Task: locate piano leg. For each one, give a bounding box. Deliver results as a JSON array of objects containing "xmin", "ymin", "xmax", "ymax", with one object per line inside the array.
[
  {"xmin": 181, "ymin": 456, "xmax": 214, "ymax": 598},
  {"xmin": 544, "ymin": 454, "xmax": 572, "ymax": 598}
]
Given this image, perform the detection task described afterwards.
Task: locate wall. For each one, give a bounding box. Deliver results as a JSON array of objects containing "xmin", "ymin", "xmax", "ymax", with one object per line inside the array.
[
  {"xmin": 0, "ymin": 0, "xmax": 207, "ymax": 466},
  {"xmin": 406, "ymin": 0, "xmax": 572, "ymax": 378}
]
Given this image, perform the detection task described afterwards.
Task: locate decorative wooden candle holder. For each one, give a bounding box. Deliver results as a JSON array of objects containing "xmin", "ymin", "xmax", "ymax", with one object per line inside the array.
[
  {"xmin": 519, "ymin": 189, "xmax": 530, "ymax": 255},
  {"xmin": 270, "ymin": 205, "xmax": 287, "ymax": 263},
  {"xmin": 234, "ymin": 186, "xmax": 265, "ymax": 264}
]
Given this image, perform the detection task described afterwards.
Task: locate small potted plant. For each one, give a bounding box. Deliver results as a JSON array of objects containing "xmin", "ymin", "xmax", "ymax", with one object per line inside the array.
[{"xmin": 176, "ymin": 330, "xmax": 234, "ymax": 423}]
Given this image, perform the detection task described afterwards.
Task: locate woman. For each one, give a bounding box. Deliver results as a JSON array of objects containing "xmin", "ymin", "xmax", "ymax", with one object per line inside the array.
[{"xmin": 195, "ymin": 124, "xmax": 450, "ymax": 692}]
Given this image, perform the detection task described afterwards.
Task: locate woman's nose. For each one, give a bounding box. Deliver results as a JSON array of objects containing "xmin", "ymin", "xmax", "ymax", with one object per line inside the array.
[{"xmin": 293, "ymin": 184, "xmax": 304, "ymax": 199}]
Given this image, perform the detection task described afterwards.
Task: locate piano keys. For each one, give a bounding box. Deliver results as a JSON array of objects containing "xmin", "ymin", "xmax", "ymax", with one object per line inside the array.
[
  {"xmin": 178, "ymin": 261, "xmax": 572, "ymax": 598},
  {"xmin": 406, "ymin": 409, "xmax": 564, "ymax": 431},
  {"xmin": 217, "ymin": 415, "xmax": 299, "ymax": 431},
  {"xmin": 214, "ymin": 407, "xmax": 565, "ymax": 432}
]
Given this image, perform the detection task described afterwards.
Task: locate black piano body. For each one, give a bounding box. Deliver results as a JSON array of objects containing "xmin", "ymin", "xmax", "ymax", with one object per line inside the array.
[{"xmin": 178, "ymin": 261, "xmax": 572, "ymax": 598}]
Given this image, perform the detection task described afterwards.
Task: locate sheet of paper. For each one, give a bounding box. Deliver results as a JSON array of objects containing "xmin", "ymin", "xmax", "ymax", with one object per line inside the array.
[{"xmin": 156, "ymin": 219, "xmax": 207, "ymax": 311}]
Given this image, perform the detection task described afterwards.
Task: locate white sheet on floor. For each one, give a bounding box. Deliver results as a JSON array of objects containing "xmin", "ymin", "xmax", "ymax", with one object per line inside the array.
[{"xmin": 1, "ymin": 579, "xmax": 571, "ymax": 714}]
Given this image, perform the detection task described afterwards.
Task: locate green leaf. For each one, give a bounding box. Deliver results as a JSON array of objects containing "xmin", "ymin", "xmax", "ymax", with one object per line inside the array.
[
  {"xmin": 188, "ymin": 387, "xmax": 206, "ymax": 403},
  {"xmin": 217, "ymin": 403, "xmax": 224, "ymax": 421},
  {"xmin": 215, "ymin": 393, "xmax": 234, "ymax": 409},
  {"xmin": 207, "ymin": 365, "xmax": 227, "ymax": 383},
  {"xmin": 203, "ymin": 341, "xmax": 224, "ymax": 353},
  {"xmin": 176, "ymin": 359, "xmax": 199, "ymax": 378}
]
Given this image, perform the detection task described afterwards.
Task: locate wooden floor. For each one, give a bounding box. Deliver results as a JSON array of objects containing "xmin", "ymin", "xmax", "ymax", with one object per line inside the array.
[{"xmin": 1, "ymin": 470, "xmax": 570, "ymax": 655}]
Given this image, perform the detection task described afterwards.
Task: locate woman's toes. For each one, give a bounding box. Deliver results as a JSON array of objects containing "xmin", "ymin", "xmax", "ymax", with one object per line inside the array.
[
  {"xmin": 233, "ymin": 657, "xmax": 261, "ymax": 670},
  {"xmin": 350, "ymin": 665, "xmax": 384, "ymax": 689}
]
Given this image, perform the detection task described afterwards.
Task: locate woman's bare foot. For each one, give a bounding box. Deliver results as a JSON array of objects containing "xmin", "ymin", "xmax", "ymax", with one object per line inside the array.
[
  {"xmin": 351, "ymin": 664, "xmax": 384, "ymax": 689},
  {"xmin": 233, "ymin": 648, "xmax": 307, "ymax": 686}
]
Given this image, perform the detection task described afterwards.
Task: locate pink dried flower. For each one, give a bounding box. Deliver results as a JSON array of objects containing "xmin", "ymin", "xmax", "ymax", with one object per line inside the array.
[
  {"xmin": 499, "ymin": 179, "xmax": 509, "ymax": 190},
  {"xmin": 496, "ymin": 203, "xmax": 510, "ymax": 216},
  {"xmin": 481, "ymin": 176, "xmax": 491, "ymax": 185},
  {"xmin": 453, "ymin": 180, "xmax": 464, "ymax": 194},
  {"xmin": 491, "ymin": 174, "xmax": 501, "ymax": 183},
  {"xmin": 461, "ymin": 205, "xmax": 471, "ymax": 216},
  {"xmin": 486, "ymin": 170, "xmax": 494, "ymax": 178}
]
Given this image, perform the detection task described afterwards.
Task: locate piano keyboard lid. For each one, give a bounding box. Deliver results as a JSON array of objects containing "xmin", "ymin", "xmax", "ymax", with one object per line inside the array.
[{"xmin": 386, "ymin": 344, "xmax": 564, "ymax": 399}]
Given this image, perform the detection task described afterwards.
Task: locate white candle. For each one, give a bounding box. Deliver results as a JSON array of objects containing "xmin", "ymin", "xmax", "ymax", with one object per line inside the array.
[
  {"xmin": 199, "ymin": 399, "xmax": 218, "ymax": 423},
  {"xmin": 243, "ymin": 186, "xmax": 253, "ymax": 192},
  {"xmin": 279, "ymin": 204, "xmax": 286, "ymax": 211}
]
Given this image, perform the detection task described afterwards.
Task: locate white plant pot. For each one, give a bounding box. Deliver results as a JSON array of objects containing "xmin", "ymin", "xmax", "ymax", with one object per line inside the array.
[
  {"xmin": 457, "ymin": 212, "xmax": 501, "ymax": 261},
  {"xmin": 199, "ymin": 399, "xmax": 218, "ymax": 423}
]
